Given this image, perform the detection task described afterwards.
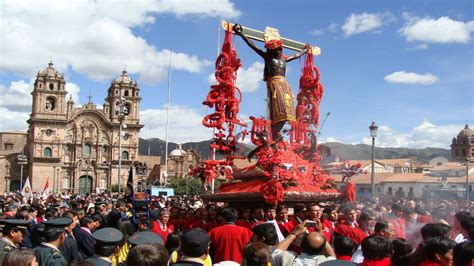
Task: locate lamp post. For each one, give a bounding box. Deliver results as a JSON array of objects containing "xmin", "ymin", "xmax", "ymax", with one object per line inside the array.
[
  {"xmin": 466, "ymin": 157, "xmax": 470, "ymax": 201},
  {"xmin": 118, "ymin": 95, "xmax": 126, "ymax": 194},
  {"xmin": 17, "ymin": 152, "xmax": 27, "ymax": 191},
  {"xmin": 369, "ymin": 121, "xmax": 378, "ymax": 198}
]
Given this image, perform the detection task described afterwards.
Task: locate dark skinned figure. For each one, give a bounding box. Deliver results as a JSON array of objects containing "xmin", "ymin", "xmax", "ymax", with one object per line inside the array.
[{"xmin": 233, "ymin": 24, "xmax": 309, "ymax": 140}]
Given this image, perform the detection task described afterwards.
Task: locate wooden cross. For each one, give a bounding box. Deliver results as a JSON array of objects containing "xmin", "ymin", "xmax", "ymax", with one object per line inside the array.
[
  {"xmin": 221, "ymin": 20, "xmax": 321, "ymax": 55},
  {"xmin": 87, "ymin": 95, "xmax": 93, "ymax": 104}
]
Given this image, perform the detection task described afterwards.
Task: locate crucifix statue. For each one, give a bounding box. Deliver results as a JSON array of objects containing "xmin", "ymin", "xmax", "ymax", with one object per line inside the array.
[{"xmin": 231, "ymin": 23, "xmax": 316, "ymax": 140}]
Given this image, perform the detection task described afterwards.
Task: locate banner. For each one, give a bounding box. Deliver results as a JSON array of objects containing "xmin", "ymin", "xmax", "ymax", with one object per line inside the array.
[
  {"xmin": 42, "ymin": 179, "xmax": 50, "ymax": 199},
  {"xmin": 21, "ymin": 177, "xmax": 33, "ymax": 200},
  {"xmin": 125, "ymin": 166, "xmax": 134, "ymax": 203}
]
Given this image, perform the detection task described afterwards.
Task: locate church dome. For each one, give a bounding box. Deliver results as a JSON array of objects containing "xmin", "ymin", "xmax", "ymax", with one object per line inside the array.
[
  {"xmin": 114, "ymin": 69, "xmax": 133, "ymax": 84},
  {"xmin": 457, "ymin": 124, "xmax": 472, "ymax": 139},
  {"xmin": 170, "ymin": 143, "xmax": 187, "ymax": 157},
  {"xmin": 38, "ymin": 61, "xmax": 63, "ymax": 79}
]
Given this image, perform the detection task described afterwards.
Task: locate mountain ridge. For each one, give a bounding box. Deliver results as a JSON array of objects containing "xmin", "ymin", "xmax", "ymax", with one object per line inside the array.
[{"xmin": 138, "ymin": 138, "xmax": 450, "ymax": 164}]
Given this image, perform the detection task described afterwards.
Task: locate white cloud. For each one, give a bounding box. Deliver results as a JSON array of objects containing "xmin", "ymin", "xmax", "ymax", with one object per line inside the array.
[
  {"xmin": 360, "ymin": 120, "xmax": 465, "ymax": 149},
  {"xmin": 311, "ymin": 22, "xmax": 339, "ymax": 36},
  {"xmin": 384, "ymin": 71, "xmax": 439, "ymax": 85},
  {"xmin": 342, "ymin": 12, "xmax": 392, "ymax": 37},
  {"xmin": 0, "ymin": 0, "xmax": 236, "ymax": 84},
  {"xmin": 208, "ymin": 62, "xmax": 264, "ymax": 93},
  {"xmin": 65, "ymin": 82, "xmax": 81, "ymax": 104},
  {"xmin": 400, "ymin": 15, "xmax": 474, "ymax": 43},
  {"xmin": 0, "ymin": 108, "xmax": 30, "ymax": 132},
  {"xmin": 140, "ymin": 105, "xmax": 214, "ymax": 142},
  {"xmin": 0, "ymin": 80, "xmax": 33, "ymax": 112},
  {"xmin": 324, "ymin": 137, "xmax": 343, "ymax": 143}
]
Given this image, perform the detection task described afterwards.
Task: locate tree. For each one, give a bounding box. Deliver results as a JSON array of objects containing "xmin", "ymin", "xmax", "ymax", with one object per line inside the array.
[{"xmin": 169, "ymin": 177, "xmax": 202, "ymax": 196}]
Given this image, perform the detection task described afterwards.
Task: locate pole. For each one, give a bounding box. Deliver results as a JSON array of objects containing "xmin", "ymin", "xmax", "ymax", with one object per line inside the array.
[
  {"xmin": 371, "ymin": 136, "xmax": 376, "ymax": 198},
  {"xmin": 118, "ymin": 122, "xmax": 122, "ymax": 194},
  {"xmin": 466, "ymin": 158, "xmax": 470, "ymax": 201},
  {"xmin": 20, "ymin": 163, "xmax": 24, "ymax": 191},
  {"xmin": 164, "ymin": 49, "xmax": 172, "ymax": 186}
]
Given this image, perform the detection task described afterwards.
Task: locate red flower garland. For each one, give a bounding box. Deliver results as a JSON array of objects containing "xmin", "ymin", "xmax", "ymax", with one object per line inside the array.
[{"xmin": 260, "ymin": 179, "xmax": 284, "ymax": 205}]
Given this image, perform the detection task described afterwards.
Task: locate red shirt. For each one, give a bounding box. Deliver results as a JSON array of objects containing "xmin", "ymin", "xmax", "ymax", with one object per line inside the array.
[
  {"xmin": 277, "ymin": 219, "xmax": 297, "ymax": 236},
  {"xmin": 209, "ymin": 223, "xmax": 253, "ymax": 263},
  {"xmin": 348, "ymin": 227, "xmax": 369, "ymax": 246},
  {"xmin": 152, "ymin": 221, "xmax": 174, "ymax": 244},
  {"xmin": 235, "ymin": 219, "xmax": 257, "ymax": 229}
]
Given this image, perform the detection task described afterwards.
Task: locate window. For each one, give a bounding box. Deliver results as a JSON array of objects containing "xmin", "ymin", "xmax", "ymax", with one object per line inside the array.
[
  {"xmin": 83, "ymin": 144, "xmax": 92, "ymax": 156},
  {"xmin": 45, "ymin": 96, "xmax": 56, "ymax": 111},
  {"xmin": 4, "ymin": 143, "xmax": 13, "ymax": 150},
  {"xmin": 409, "ymin": 187, "xmax": 414, "ymax": 193},
  {"xmin": 49, "ymin": 83, "xmax": 54, "ymax": 90},
  {"xmin": 398, "ymin": 187, "xmax": 403, "ymax": 191},
  {"xmin": 387, "ymin": 187, "xmax": 393, "ymax": 195},
  {"xmin": 44, "ymin": 147, "xmax": 52, "ymax": 157},
  {"xmin": 124, "ymin": 90, "xmax": 129, "ymax": 96},
  {"xmin": 121, "ymin": 151, "xmax": 129, "ymax": 160}
]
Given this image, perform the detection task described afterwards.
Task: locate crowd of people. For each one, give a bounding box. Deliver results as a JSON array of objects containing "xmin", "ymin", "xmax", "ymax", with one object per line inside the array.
[{"xmin": 0, "ymin": 191, "xmax": 472, "ymax": 266}]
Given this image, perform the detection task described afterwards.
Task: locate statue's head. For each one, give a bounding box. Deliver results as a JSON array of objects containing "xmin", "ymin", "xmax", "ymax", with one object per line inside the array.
[{"xmin": 264, "ymin": 26, "xmax": 283, "ymax": 50}]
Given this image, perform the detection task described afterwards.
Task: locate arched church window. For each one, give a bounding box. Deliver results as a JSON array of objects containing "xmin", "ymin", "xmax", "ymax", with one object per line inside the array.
[
  {"xmin": 83, "ymin": 144, "xmax": 92, "ymax": 156},
  {"xmin": 135, "ymin": 91, "xmax": 139, "ymax": 96},
  {"xmin": 45, "ymin": 97, "xmax": 56, "ymax": 111},
  {"xmin": 124, "ymin": 90, "xmax": 129, "ymax": 97},
  {"xmin": 123, "ymin": 102, "xmax": 131, "ymax": 115},
  {"xmin": 115, "ymin": 90, "xmax": 118, "ymax": 95},
  {"xmin": 39, "ymin": 83, "xmax": 42, "ymax": 88},
  {"xmin": 121, "ymin": 151, "xmax": 129, "ymax": 160},
  {"xmin": 44, "ymin": 147, "xmax": 52, "ymax": 157},
  {"xmin": 49, "ymin": 83, "xmax": 54, "ymax": 90}
]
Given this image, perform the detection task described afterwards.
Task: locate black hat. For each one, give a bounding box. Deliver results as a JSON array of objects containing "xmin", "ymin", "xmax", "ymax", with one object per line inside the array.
[
  {"xmin": 128, "ymin": 231, "xmax": 163, "ymax": 246},
  {"xmin": 42, "ymin": 217, "xmax": 73, "ymax": 233},
  {"xmin": 181, "ymin": 229, "xmax": 210, "ymax": 257},
  {"xmin": 0, "ymin": 219, "xmax": 31, "ymax": 233},
  {"xmin": 92, "ymin": 227, "xmax": 123, "ymax": 246}
]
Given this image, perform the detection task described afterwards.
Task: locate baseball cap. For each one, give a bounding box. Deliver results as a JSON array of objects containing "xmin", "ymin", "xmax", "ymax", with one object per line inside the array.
[{"xmin": 181, "ymin": 229, "xmax": 210, "ymax": 257}]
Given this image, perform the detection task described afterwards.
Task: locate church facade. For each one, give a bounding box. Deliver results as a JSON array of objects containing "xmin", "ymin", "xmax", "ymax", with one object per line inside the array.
[
  {"xmin": 451, "ymin": 124, "xmax": 473, "ymax": 163},
  {"xmin": 27, "ymin": 62, "xmax": 143, "ymax": 193}
]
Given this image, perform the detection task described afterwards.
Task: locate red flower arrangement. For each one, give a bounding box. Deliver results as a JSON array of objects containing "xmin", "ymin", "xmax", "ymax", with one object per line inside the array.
[{"xmin": 260, "ymin": 179, "xmax": 284, "ymax": 205}]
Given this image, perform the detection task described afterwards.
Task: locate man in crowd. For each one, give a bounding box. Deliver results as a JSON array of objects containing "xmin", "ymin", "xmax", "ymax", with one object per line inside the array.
[
  {"xmin": 0, "ymin": 219, "xmax": 31, "ymax": 263},
  {"xmin": 209, "ymin": 208, "xmax": 253, "ymax": 263},
  {"xmin": 152, "ymin": 209, "xmax": 174, "ymax": 244},
  {"xmin": 174, "ymin": 229, "xmax": 210, "ymax": 266},
  {"xmin": 84, "ymin": 227, "xmax": 123, "ymax": 266},
  {"xmin": 34, "ymin": 217, "xmax": 72, "ymax": 266}
]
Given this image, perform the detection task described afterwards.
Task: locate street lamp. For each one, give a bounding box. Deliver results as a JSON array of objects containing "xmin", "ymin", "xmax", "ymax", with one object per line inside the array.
[
  {"xmin": 117, "ymin": 95, "xmax": 126, "ymax": 194},
  {"xmin": 17, "ymin": 151, "xmax": 27, "ymax": 191},
  {"xmin": 466, "ymin": 157, "xmax": 470, "ymax": 202},
  {"xmin": 369, "ymin": 121, "xmax": 378, "ymax": 198}
]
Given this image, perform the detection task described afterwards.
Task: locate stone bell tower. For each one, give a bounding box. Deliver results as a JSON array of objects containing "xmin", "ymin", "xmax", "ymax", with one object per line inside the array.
[
  {"xmin": 104, "ymin": 69, "xmax": 141, "ymax": 124},
  {"xmin": 30, "ymin": 61, "xmax": 68, "ymax": 120}
]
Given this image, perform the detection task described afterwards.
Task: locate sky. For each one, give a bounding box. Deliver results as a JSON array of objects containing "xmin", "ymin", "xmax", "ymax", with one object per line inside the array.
[{"xmin": 0, "ymin": 0, "xmax": 472, "ymax": 149}]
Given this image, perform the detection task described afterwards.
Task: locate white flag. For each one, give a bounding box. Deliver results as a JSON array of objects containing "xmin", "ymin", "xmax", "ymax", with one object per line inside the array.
[{"xmin": 21, "ymin": 177, "xmax": 33, "ymax": 200}]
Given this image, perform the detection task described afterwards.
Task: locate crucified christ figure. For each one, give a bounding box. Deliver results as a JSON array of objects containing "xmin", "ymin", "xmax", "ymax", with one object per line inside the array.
[{"xmin": 233, "ymin": 24, "xmax": 309, "ymax": 141}]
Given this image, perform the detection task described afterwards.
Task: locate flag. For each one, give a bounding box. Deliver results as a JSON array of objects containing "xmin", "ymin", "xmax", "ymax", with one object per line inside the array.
[
  {"xmin": 125, "ymin": 166, "xmax": 134, "ymax": 203},
  {"xmin": 42, "ymin": 179, "xmax": 50, "ymax": 199},
  {"xmin": 21, "ymin": 177, "xmax": 33, "ymax": 200}
]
